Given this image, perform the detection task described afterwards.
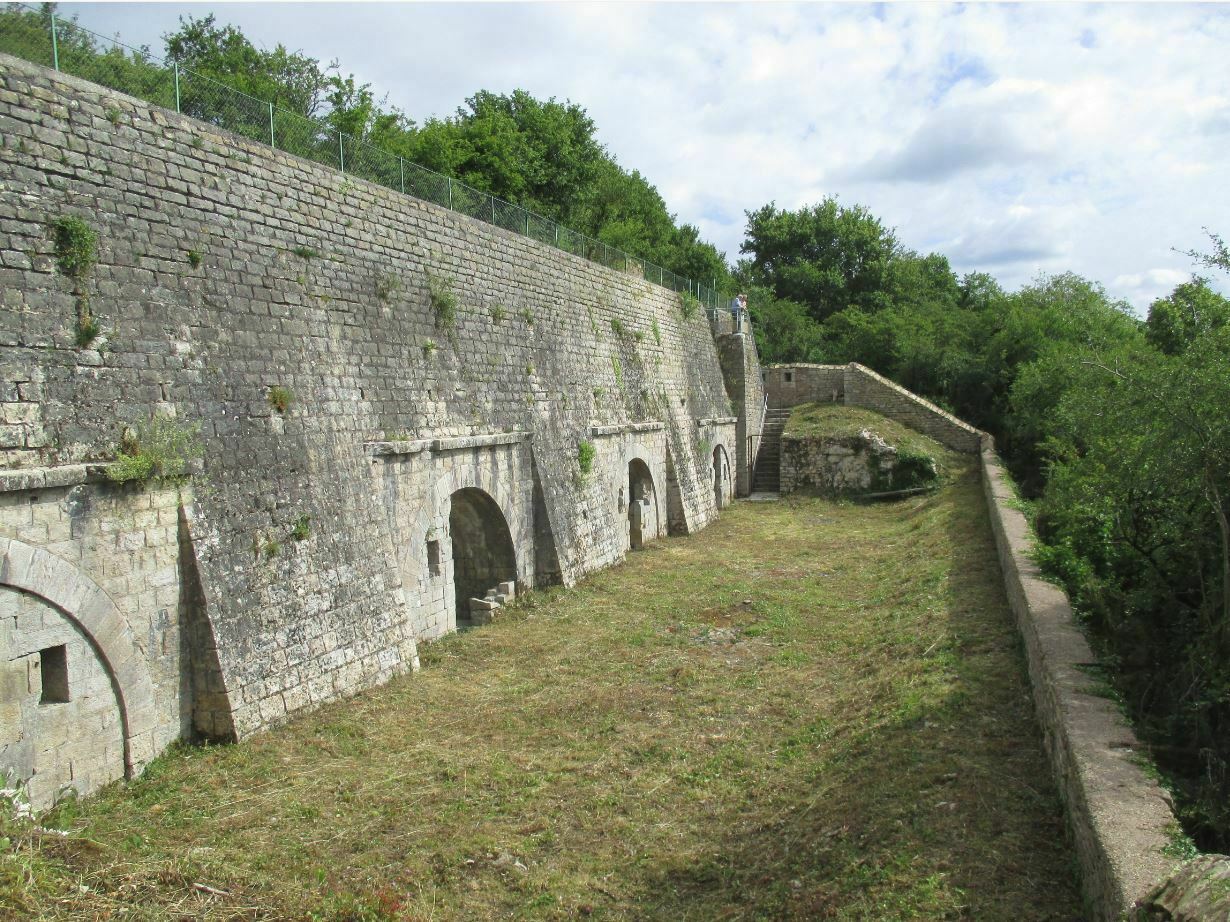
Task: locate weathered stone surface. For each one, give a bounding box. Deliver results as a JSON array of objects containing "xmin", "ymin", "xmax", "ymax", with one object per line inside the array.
[
  {"xmin": 1131, "ymin": 855, "xmax": 1230, "ymax": 921},
  {"xmin": 0, "ymin": 52, "xmax": 756, "ymax": 804},
  {"xmin": 781, "ymin": 428, "xmax": 913, "ymax": 496}
]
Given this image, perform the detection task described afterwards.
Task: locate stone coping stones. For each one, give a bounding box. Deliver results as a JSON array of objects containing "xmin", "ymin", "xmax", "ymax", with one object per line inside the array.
[
  {"xmin": 0, "ymin": 464, "xmax": 112, "ymax": 493},
  {"xmin": 695, "ymin": 417, "xmax": 737, "ymax": 427},
  {"xmin": 589, "ymin": 421, "xmax": 665, "ymax": 438},
  {"xmin": 366, "ymin": 432, "xmax": 530, "ymax": 457}
]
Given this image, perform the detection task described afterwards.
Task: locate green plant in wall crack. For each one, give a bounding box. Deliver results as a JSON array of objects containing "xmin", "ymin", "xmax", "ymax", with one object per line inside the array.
[
  {"xmin": 425, "ymin": 272, "xmax": 458, "ymax": 329},
  {"xmin": 490, "ymin": 305, "xmax": 508, "ymax": 323},
  {"xmin": 107, "ymin": 414, "xmax": 202, "ymax": 484},
  {"xmin": 611, "ymin": 355, "xmax": 624, "ymax": 389},
  {"xmin": 268, "ymin": 385, "xmax": 293, "ymax": 414},
  {"xmin": 610, "ymin": 318, "xmax": 626, "ymax": 337},
  {"xmin": 578, "ymin": 441, "xmax": 596, "ymax": 477},
  {"xmin": 291, "ymin": 245, "xmax": 321, "ymax": 260},
  {"xmin": 375, "ymin": 271, "xmax": 402, "ymax": 303},
  {"xmin": 186, "ymin": 249, "xmax": 203, "ymax": 269},
  {"xmin": 291, "ymin": 514, "xmax": 312, "ymax": 542},
  {"xmin": 679, "ymin": 293, "xmax": 700, "ymax": 320},
  {"xmin": 54, "ymin": 218, "xmax": 97, "ymax": 279},
  {"xmin": 53, "ymin": 216, "xmax": 101, "ymax": 348},
  {"xmin": 422, "ymin": 339, "xmax": 438, "ymax": 358}
]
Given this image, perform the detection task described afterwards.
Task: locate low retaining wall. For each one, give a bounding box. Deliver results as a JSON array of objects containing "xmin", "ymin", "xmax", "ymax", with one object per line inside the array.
[{"xmin": 979, "ymin": 438, "xmax": 1177, "ymax": 919}]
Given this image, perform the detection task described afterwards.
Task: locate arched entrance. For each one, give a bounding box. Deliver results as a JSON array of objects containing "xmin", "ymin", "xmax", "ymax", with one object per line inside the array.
[
  {"xmin": 449, "ymin": 488, "xmax": 517, "ymax": 628},
  {"xmin": 713, "ymin": 444, "xmax": 730, "ymax": 510},
  {"xmin": 627, "ymin": 459, "xmax": 658, "ymax": 550}
]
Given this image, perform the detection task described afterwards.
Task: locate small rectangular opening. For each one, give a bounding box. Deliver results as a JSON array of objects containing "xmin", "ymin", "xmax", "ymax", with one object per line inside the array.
[
  {"xmin": 784, "ymin": 371, "xmax": 794, "ymax": 383},
  {"xmin": 427, "ymin": 539, "xmax": 442, "ymax": 577},
  {"xmin": 39, "ymin": 645, "xmax": 69, "ymax": 704}
]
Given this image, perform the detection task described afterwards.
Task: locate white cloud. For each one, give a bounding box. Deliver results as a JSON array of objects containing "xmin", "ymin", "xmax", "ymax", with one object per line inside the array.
[{"xmin": 60, "ymin": 2, "xmax": 1230, "ymax": 313}]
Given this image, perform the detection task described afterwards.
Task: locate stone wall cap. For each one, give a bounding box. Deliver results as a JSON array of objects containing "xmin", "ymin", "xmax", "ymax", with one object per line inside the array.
[
  {"xmin": 695, "ymin": 417, "xmax": 737, "ymax": 427},
  {"xmin": 432, "ymin": 432, "xmax": 529, "ymax": 452},
  {"xmin": 589, "ymin": 422, "xmax": 664, "ymax": 437},
  {"xmin": 0, "ymin": 463, "xmax": 112, "ymax": 493}
]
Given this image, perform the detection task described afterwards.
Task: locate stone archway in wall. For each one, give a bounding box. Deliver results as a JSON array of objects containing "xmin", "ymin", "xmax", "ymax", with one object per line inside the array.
[
  {"xmin": 448, "ymin": 488, "xmax": 518, "ymax": 628},
  {"xmin": 0, "ymin": 538, "xmax": 159, "ymax": 809},
  {"xmin": 713, "ymin": 444, "xmax": 731, "ymax": 510},
  {"xmin": 627, "ymin": 458, "xmax": 659, "ymax": 550}
]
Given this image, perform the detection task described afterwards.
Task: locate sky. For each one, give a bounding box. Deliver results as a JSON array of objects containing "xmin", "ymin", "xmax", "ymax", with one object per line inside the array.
[{"xmin": 56, "ymin": 1, "xmax": 1230, "ymax": 312}]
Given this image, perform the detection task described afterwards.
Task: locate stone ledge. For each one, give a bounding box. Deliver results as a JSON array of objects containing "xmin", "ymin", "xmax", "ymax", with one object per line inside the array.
[
  {"xmin": 589, "ymin": 422, "xmax": 665, "ymax": 437},
  {"xmin": 365, "ymin": 439, "xmax": 431, "ymax": 457},
  {"xmin": 0, "ymin": 463, "xmax": 112, "ymax": 493},
  {"xmin": 981, "ymin": 441, "xmax": 1180, "ymax": 920},
  {"xmin": 695, "ymin": 417, "xmax": 737, "ymax": 427},
  {"xmin": 365, "ymin": 432, "xmax": 530, "ymax": 457}
]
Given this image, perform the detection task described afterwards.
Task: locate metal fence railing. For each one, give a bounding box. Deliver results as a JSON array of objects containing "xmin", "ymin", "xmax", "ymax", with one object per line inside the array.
[{"xmin": 1, "ymin": 5, "xmax": 729, "ymax": 312}]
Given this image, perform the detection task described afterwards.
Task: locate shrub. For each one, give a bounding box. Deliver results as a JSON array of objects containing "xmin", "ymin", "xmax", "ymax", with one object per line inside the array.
[
  {"xmin": 292, "ymin": 245, "xmax": 320, "ymax": 260},
  {"xmin": 610, "ymin": 318, "xmax": 626, "ymax": 337},
  {"xmin": 426, "ymin": 273, "xmax": 457, "ymax": 328},
  {"xmin": 107, "ymin": 415, "xmax": 202, "ymax": 484},
  {"xmin": 291, "ymin": 514, "xmax": 311, "ymax": 542},
  {"xmin": 268, "ymin": 385, "xmax": 293, "ymax": 413},
  {"xmin": 578, "ymin": 441, "xmax": 596, "ymax": 476},
  {"xmin": 186, "ymin": 249, "xmax": 203, "ymax": 269},
  {"xmin": 53, "ymin": 217, "xmax": 97, "ymax": 279},
  {"xmin": 679, "ymin": 293, "xmax": 700, "ymax": 320}
]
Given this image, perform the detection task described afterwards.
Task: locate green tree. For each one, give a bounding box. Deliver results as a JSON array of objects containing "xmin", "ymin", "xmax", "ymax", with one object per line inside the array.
[
  {"xmin": 740, "ymin": 198, "xmax": 899, "ymax": 320},
  {"xmin": 1145, "ymin": 277, "xmax": 1230, "ymax": 355}
]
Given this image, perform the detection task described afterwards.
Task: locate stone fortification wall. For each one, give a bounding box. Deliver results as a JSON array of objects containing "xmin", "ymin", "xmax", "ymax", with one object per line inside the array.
[
  {"xmin": 763, "ymin": 363, "xmax": 845, "ymax": 408},
  {"xmin": 764, "ymin": 363, "xmax": 980, "ymax": 454},
  {"xmin": 980, "ymin": 441, "xmax": 1179, "ymax": 919},
  {"xmin": 0, "ymin": 54, "xmax": 748, "ymax": 804},
  {"xmin": 717, "ymin": 332, "xmax": 764, "ymax": 496}
]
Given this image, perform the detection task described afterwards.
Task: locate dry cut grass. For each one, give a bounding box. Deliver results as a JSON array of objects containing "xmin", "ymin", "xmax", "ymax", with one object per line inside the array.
[{"xmin": 0, "ymin": 460, "xmax": 1083, "ymax": 921}]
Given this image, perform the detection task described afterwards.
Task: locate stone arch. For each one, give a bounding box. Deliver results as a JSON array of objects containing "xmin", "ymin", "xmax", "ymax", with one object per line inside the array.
[
  {"xmin": 626, "ymin": 457, "xmax": 660, "ymax": 550},
  {"xmin": 713, "ymin": 443, "xmax": 731, "ymax": 510},
  {"xmin": 0, "ymin": 537, "xmax": 159, "ymax": 779},
  {"xmin": 448, "ymin": 488, "xmax": 518, "ymax": 627}
]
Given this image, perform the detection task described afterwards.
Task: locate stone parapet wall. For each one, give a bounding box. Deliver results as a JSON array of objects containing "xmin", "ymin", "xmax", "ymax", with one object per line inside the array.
[
  {"xmin": 843, "ymin": 364, "xmax": 981, "ymax": 453},
  {"xmin": 763, "ymin": 363, "xmax": 845, "ymax": 408},
  {"xmin": 980, "ymin": 441, "xmax": 1178, "ymax": 919}
]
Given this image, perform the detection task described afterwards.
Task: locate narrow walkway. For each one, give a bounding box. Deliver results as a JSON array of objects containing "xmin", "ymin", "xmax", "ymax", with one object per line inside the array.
[{"xmin": 6, "ymin": 462, "xmax": 1083, "ymax": 921}]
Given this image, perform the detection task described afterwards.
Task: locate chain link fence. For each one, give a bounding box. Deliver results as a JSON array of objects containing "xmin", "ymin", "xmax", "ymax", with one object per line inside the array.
[{"xmin": 3, "ymin": 6, "xmax": 729, "ymax": 312}]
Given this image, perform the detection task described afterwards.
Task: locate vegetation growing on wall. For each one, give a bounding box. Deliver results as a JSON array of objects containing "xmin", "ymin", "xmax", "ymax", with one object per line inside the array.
[
  {"xmin": 107, "ymin": 415, "xmax": 202, "ymax": 484},
  {"xmin": 577, "ymin": 441, "xmax": 595, "ymax": 476},
  {"xmin": 52, "ymin": 215, "xmax": 101, "ymax": 347},
  {"xmin": 426, "ymin": 273, "xmax": 457, "ymax": 329}
]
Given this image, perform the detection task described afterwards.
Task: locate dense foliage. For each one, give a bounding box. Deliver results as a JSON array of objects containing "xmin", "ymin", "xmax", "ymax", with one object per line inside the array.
[{"xmin": 740, "ymin": 205, "xmax": 1230, "ymax": 849}]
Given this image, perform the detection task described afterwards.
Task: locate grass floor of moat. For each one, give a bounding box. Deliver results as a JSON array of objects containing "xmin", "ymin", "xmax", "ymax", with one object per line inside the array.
[{"xmin": 1, "ymin": 460, "xmax": 1084, "ymax": 921}]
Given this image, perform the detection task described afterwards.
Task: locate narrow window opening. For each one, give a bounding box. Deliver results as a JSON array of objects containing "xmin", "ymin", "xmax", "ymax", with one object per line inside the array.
[
  {"xmin": 39, "ymin": 645, "xmax": 69, "ymax": 704},
  {"xmin": 427, "ymin": 539, "xmax": 442, "ymax": 577},
  {"xmin": 784, "ymin": 371, "xmax": 794, "ymax": 383}
]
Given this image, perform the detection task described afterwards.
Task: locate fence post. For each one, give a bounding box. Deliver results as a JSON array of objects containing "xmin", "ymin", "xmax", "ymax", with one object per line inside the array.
[
  {"xmin": 448, "ymin": 176, "xmax": 453, "ymax": 209},
  {"xmin": 525, "ymin": 212, "xmax": 530, "ymax": 236},
  {"xmin": 490, "ymin": 197, "xmax": 495, "ymax": 224},
  {"xmin": 338, "ymin": 133, "xmax": 345, "ymax": 173},
  {"xmin": 173, "ymin": 60, "xmax": 181, "ymax": 113},
  {"xmin": 268, "ymin": 102, "xmax": 275, "ymax": 149},
  {"xmin": 50, "ymin": 12, "xmax": 60, "ymax": 71},
  {"xmin": 399, "ymin": 159, "xmax": 405, "ymax": 195}
]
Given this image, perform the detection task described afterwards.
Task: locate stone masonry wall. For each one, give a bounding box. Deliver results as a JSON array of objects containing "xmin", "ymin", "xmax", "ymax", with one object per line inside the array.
[
  {"xmin": 717, "ymin": 332, "xmax": 764, "ymax": 496},
  {"xmin": 0, "ymin": 53, "xmax": 752, "ymax": 801},
  {"xmin": 763, "ymin": 363, "xmax": 845, "ymax": 408},
  {"xmin": 764, "ymin": 363, "xmax": 981, "ymax": 454}
]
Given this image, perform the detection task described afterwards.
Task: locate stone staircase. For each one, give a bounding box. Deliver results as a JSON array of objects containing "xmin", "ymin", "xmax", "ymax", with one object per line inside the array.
[{"xmin": 752, "ymin": 408, "xmax": 791, "ymax": 493}]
